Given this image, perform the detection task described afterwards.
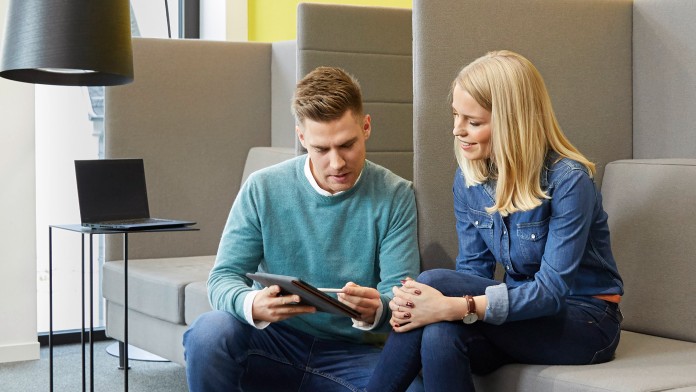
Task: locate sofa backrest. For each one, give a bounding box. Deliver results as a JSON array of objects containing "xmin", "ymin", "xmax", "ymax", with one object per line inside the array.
[
  {"xmin": 602, "ymin": 159, "xmax": 696, "ymax": 343},
  {"xmin": 412, "ymin": 0, "xmax": 634, "ymax": 269},
  {"xmin": 296, "ymin": 3, "xmax": 413, "ymax": 181},
  {"xmin": 104, "ymin": 38, "xmax": 273, "ymax": 260}
]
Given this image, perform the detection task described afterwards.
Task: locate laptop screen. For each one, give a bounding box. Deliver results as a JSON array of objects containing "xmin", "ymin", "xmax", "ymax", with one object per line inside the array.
[{"xmin": 75, "ymin": 159, "xmax": 151, "ymax": 223}]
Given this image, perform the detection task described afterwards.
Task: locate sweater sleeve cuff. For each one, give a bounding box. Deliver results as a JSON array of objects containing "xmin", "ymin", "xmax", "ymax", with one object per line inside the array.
[
  {"xmin": 484, "ymin": 283, "xmax": 508, "ymax": 325},
  {"xmin": 243, "ymin": 290, "xmax": 270, "ymax": 329}
]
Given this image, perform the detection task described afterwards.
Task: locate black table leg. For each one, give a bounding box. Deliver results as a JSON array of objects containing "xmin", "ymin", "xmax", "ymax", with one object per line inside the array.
[
  {"xmin": 89, "ymin": 234, "xmax": 95, "ymax": 392},
  {"xmin": 81, "ymin": 234, "xmax": 86, "ymax": 391},
  {"xmin": 49, "ymin": 227, "xmax": 53, "ymax": 392},
  {"xmin": 123, "ymin": 233, "xmax": 128, "ymax": 392}
]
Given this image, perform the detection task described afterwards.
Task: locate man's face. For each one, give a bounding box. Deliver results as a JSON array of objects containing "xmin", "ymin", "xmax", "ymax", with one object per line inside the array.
[{"xmin": 297, "ymin": 110, "xmax": 371, "ymax": 194}]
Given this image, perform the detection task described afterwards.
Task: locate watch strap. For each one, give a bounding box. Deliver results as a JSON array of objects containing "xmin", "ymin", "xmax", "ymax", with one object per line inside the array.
[{"xmin": 464, "ymin": 295, "xmax": 476, "ymax": 315}]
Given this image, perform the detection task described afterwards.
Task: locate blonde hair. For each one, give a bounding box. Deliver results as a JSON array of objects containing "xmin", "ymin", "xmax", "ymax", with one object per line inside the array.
[
  {"xmin": 453, "ymin": 50, "xmax": 595, "ymax": 216},
  {"xmin": 292, "ymin": 66, "xmax": 363, "ymax": 125}
]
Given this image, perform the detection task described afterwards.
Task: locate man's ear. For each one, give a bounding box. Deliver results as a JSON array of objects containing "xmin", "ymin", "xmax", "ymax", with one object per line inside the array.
[
  {"xmin": 296, "ymin": 125, "xmax": 307, "ymax": 149},
  {"xmin": 363, "ymin": 114, "xmax": 372, "ymax": 140}
]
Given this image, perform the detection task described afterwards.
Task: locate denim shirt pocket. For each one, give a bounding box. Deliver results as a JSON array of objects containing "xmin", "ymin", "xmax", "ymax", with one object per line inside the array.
[
  {"xmin": 469, "ymin": 208, "xmax": 494, "ymax": 243},
  {"xmin": 515, "ymin": 217, "xmax": 550, "ymax": 265}
]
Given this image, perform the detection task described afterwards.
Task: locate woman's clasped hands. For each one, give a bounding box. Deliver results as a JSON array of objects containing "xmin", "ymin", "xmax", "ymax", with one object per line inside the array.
[{"xmin": 390, "ymin": 278, "xmax": 453, "ymax": 332}]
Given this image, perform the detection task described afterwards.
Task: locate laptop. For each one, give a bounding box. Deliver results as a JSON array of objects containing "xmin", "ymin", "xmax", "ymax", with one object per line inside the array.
[{"xmin": 75, "ymin": 159, "xmax": 196, "ymax": 230}]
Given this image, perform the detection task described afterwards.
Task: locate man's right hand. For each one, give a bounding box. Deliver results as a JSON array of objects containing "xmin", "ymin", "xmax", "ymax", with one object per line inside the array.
[{"xmin": 251, "ymin": 285, "xmax": 317, "ymax": 322}]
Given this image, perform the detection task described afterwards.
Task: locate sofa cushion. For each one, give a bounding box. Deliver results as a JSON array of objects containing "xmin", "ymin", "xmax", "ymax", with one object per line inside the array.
[
  {"xmin": 103, "ymin": 255, "xmax": 214, "ymax": 324},
  {"xmin": 185, "ymin": 280, "xmax": 212, "ymax": 325},
  {"xmin": 474, "ymin": 331, "xmax": 696, "ymax": 392}
]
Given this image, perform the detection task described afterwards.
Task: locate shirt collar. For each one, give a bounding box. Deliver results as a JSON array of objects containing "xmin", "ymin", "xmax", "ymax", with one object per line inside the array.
[{"xmin": 303, "ymin": 155, "xmax": 363, "ymax": 196}]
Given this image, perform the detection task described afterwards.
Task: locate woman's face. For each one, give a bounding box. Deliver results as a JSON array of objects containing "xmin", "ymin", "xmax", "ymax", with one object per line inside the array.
[{"xmin": 452, "ymin": 84, "xmax": 492, "ymax": 161}]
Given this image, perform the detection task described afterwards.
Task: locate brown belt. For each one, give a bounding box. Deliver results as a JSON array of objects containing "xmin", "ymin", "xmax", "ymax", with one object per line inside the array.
[{"xmin": 592, "ymin": 294, "xmax": 621, "ymax": 303}]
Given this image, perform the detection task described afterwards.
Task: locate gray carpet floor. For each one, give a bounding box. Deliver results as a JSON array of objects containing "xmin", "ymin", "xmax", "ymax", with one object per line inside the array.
[{"xmin": 0, "ymin": 340, "xmax": 188, "ymax": 391}]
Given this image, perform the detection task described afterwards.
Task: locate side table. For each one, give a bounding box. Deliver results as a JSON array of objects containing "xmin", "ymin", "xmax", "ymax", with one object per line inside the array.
[{"xmin": 48, "ymin": 224, "xmax": 198, "ymax": 392}]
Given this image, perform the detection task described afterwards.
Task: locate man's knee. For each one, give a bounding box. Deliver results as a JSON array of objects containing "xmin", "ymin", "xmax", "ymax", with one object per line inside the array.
[{"xmin": 184, "ymin": 310, "xmax": 248, "ymax": 360}]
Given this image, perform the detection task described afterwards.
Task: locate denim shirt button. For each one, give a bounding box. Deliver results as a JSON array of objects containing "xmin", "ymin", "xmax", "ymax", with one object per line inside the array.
[
  {"xmin": 531, "ymin": 234, "xmax": 536, "ymax": 240},
  {"xmin": 506, "ymin": 265, "xmax": 511, "ymax": 270},
  {"xmin": 474, "ymin": 220, "xmax": 479, "ymax": 226}
]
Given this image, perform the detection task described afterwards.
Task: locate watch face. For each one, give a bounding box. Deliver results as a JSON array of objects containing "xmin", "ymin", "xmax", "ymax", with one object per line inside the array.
[{"xmin": 463, "ymin": 313, "xmax": 478, "ymax": 324}]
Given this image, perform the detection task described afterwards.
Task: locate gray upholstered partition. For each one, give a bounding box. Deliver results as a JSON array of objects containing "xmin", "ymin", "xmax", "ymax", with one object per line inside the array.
[
  {"xmin": 602, "ymin": 159, "xmax": 696, "ymax": 342},
  {"xmin": 104, "ymin": 38, "xmax": 273, "ymax": 261},
  {"xmin": 271, "ymin": 40, "xmax": 298, "ymax": 148},
  {"xmin": 296, "ymin": 3, "xmax": 413, "ymax": 181},
  {"xmin": 413, "ymin": 0, "xmax": 633, "ymax": 269},
  {"xmin": 633, "ymin": 0, "xmax": 696, "ymax": 159}
]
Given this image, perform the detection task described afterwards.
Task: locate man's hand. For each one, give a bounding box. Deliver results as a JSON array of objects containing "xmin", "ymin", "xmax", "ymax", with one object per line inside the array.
[
  {"xmin": 251, "ymin": 285, "xmax": 316, "ymax": 323},
  {"xmin": 337, "ymin": 282, "xmax": 381, "ymax": 323}
]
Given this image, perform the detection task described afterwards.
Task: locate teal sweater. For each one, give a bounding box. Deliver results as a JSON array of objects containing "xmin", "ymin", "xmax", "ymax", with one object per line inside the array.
[{"xmin": 208, "ymin": 155, "xmax": 420, "ymax": 343}]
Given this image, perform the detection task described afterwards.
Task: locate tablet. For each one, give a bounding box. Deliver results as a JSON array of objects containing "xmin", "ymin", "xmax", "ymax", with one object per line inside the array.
[{"xmin": 246, "ymin": 272, "xmax": 361, "ymax": 319}]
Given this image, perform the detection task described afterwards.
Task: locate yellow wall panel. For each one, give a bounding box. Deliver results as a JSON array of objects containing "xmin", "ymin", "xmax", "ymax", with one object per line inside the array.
[{"xmin": 248, "ymin": 0, "xmax": 411, "ymax": 42}]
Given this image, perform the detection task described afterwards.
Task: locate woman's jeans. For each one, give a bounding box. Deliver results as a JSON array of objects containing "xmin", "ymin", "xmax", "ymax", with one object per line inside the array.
[
  {"xmin": 183, "ymin": 310, "xmax": 423, "ymax": 392},
  {"xmin": 367, "ymin": 269, "xmax": 623, "ymax": 392}
]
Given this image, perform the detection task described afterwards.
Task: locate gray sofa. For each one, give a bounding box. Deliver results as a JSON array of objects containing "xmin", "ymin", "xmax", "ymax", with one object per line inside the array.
[{"xmin": 102, "ymin": 0, "xmax": 696, "ymax": 390}]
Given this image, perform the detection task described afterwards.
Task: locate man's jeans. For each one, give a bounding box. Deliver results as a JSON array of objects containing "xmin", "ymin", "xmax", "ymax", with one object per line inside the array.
[
  {"xmin": 183, "ymin": 310, "xmax": 423, "ymax": 392},
  {"xmin": 366, "ymin": 269, "xmax": 623, "ymax": 392}
]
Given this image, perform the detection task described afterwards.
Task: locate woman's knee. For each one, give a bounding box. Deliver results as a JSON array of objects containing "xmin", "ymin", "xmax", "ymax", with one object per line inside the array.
[
  {"xmin": 416, "ymin": 269, "xmax": 453, "ymax": 286},
  {"xmin": 421, "ymin": 322, "xmax": 461, "ymax": 349},
  {"xmin": 417, "ymin": 269, "xmax": 494, "ymax": 296}
]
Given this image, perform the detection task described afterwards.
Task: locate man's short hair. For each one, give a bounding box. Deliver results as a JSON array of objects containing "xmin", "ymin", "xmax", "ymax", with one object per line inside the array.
[{"xmin": 291, "ymin": 66, "xmax": 363, "ymax": 125}]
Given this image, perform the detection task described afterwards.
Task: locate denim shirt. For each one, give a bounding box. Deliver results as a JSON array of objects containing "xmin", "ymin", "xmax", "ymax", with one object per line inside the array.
[{"xmin": 454, "ymin": 153, "xmax": 623, "ymax": 325}]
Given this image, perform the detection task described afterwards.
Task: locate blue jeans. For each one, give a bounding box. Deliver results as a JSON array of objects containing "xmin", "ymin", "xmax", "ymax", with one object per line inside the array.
[
  {"xmin": 183, "ymin": 310, "xmax": 423, "ymax": 392},
  {"xmin": 366, "ymin": 269, "xmax": 623, "ymax": 392}
]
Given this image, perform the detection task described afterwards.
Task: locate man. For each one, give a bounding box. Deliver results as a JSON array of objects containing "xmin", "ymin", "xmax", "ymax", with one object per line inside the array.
[{"xmin": 183, "ymin": 66, "xmax": 421, "ymax": 392}]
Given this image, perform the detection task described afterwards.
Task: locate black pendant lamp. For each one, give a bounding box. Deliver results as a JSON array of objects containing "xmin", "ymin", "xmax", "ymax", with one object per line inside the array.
[{"xmin": 0, "ymin": 0, "xmax": 134, "ymax": 86}]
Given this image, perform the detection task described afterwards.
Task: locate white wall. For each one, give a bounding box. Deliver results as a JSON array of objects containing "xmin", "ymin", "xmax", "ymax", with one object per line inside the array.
[{"xmin": 0, "ymin": 0, "xmax": 40, "ymax": 363}]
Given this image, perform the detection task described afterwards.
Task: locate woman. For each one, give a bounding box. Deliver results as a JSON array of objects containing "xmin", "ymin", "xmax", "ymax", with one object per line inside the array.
[{"xmin": 366, "ymin": 50, "xmax": 623, "ymax": 391}]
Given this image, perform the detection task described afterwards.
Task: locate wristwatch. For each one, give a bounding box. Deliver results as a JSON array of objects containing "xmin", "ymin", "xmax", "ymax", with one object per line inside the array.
[{"xmin": 462, "ymin": 295, "xmax": 478, "ymax": 324}]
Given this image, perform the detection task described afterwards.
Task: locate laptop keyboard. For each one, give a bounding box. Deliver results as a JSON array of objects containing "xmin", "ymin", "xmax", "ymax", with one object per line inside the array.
[{"xmin": 101, "ymin": 218, "xmax": 168, "ymax": 225}]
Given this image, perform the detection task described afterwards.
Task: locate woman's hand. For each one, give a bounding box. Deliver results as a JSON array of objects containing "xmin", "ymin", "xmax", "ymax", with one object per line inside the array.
[{"xmin": 389, "ymin": 279, "xmax": 461, "ymax": 332}]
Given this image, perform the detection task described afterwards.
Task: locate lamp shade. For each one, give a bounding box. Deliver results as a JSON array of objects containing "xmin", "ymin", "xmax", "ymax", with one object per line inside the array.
[{"xmin": 0, "ymin": 0, "xmax": 133, "ymax": 86}]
